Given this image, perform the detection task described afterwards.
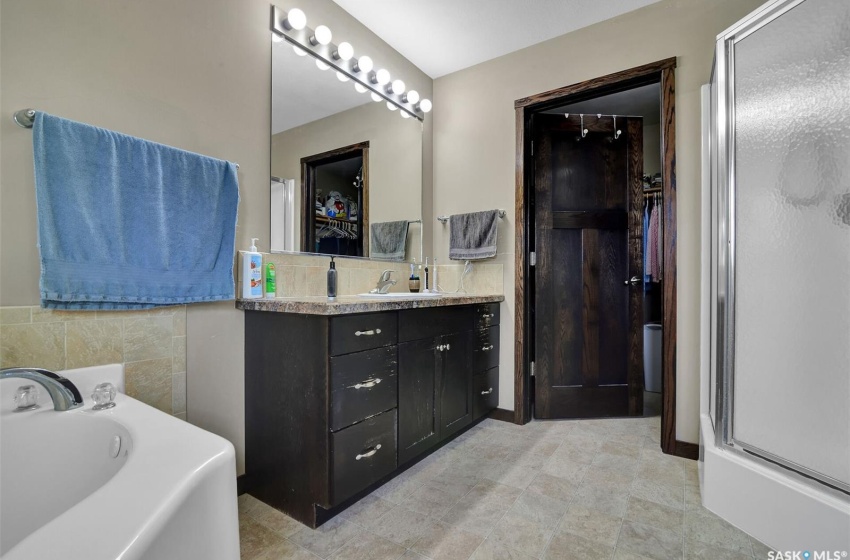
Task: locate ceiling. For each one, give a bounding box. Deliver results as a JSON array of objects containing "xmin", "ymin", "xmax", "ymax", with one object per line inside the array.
[
  {"xmin": 545, "ymin": 83, "xmax": 661, "ymax": 125},
  {"xmin": 331, "ymin": 0, "xmax": 662, "ymax": 78}
]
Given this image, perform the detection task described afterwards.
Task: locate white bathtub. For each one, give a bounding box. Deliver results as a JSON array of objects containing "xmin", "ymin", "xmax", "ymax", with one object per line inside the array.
[{"xmin": 0, "ymin": 364, "xmax": 240, "ymax": 560}]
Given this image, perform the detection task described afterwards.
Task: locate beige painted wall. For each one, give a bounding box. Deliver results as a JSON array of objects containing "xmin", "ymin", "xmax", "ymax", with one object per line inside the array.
[
  {"xmin": 431, "ymin": 0, "xmax": 762, "ymax": 443},
  {"xmin": 272, "ymin": 100, "xmax": 423, "ymax": 260},
  {"xmin": 644, "ymin": 123, "xmax": 662, "ymax": 177},
  {"xmin": 0, "ymin": 0, "xmax": 432, "ymax": 474}
]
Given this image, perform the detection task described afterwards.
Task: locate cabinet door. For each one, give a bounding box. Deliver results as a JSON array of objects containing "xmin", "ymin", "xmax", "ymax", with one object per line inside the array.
[
  {"xmin": 439, "ymin": 331, "xmax": 473, "ymax": 440},
  {"xmin": 398, "ymin": 337, "xmax": 440, "ymax": 464}
]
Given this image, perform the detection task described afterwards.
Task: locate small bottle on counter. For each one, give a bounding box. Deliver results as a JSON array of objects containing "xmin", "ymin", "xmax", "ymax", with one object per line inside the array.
[
  {"xmin": 265, "ymin": 262, "xmax": 276, "ymax": 298},
  {"xmin": 241, "ymin": 238, "xmax": 263, "ymax": 299},
  {"xmin": 423, "ymin": 257, "xmax": 430, "ymax": 293},
  {"xmin": 408, "ymin": 262, "xmax": 421, "ymax": 293},
  {"xmin": 327, "ymin": 256, "xmax": 337, "ymax": 301}
]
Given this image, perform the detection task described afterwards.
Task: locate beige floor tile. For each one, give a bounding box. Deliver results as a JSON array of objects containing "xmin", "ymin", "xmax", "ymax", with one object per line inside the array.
[
  {"xmin": 591, "ymin": 453, "xmax": 641, "ymax": 476},
  {"xmin": 508, "ymin": 491, "xmax": 569, "ymax": 529},
  {"xmin": 542, "ymin": 456, "xmax": 590, "ymax": 484},
  {"xmin": 558, "ymin": 505, "xmax": 623, "ymax": 548},
  {"xmin": 572, "ymin": 483, "xmax": 631, "ymax": 518},
  {"xmin": 550, "ymin": 442, "xmax": 599, "ymax": 466},
  {"xmin": 339, "ymin": 495, "xmax": 397, "ymax": 529},
  {"xmin": 470, "ymin": 538, "xmax": 538, "ymax": 560},
  {"xmin": 288, "ymin": 516, "xmax": 361, "ymax": 558},
  {"xmin": 612, "ymin": 549, "xmax": 654, "ymax": 560},
  {"xmin": 441, "ymin": 496, "xmax": 512, "ymax": 537},
  {"xmin": 526, "ymin": 473, "xmax": 579, "ymax": 503},
  {"xmin": 684, "ymin": 534, "xmax": 752, "ymax": 560},
  {"xmin": 489, "ymin": 511, "xmax": 554, "ymax": 558},
  {"xmin": 625, "ymin": 497, "xmax": 683, "ymax": 535},
  {"xmin": 636, "ymin": 461, "xmax": 685, "ymax": 484},
  {"xmin": 600, "ymin": 441, "xmax": 642, "ymax": 460},
  {"xmin": 629, "ymin": 478, "xmax": 684, "ymax": 511},
  {"xmin": 616, "ymin": 521, "xmax": 683, "ymax": 560},
  {"xmin": 239, "ymin": 516, "xmax": 288, "ymax": 560},
  {"xmin": 544, "ymin": 531, "xmax": 615, "ymax": 560},
  {"xmin": 372, "ymin": 506, "xmax": 436, "ymax": 548},
  {"xmin": 239, "ymin": 494, "xmax": 264, "ymax": 516},
  {"xmin": 328, "ymin": 531, "xmax": 406, "ymax": 560},
  {"xmin": 749, "ymin": 537, "xmax": 776, "ymax": 559},
  {"xmin": 683, "ymin": 512, "xmax": 751, "ymax": 555},
  {"xmin": 581, "ymin": 469, "xmax": 634, "ymax": 492},
  {"xmin": 249, "ymin": 498, "xmax": 304, "ymax": 538},
  {"xmin": 466, "ymin": 480, "xmax": 524, "ymax": 506},
  {"xmin": 411, "ymin": 521, "xmax": 485, "ymax": 560},
  {"xmin": 255, "ymin": 539, "xmax": 322, "ymax": 560}
]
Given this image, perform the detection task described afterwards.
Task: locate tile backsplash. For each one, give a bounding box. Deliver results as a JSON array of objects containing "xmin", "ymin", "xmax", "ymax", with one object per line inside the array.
[
  {"xmin": 0, "ymin": 306, "xmax": 186, "ymax": 418},
  {"xmin": 240, "ymin": 252, "xmax": 504, "ymax": 297}
]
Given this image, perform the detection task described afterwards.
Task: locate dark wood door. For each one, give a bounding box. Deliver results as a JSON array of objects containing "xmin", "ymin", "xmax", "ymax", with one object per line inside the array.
[
  {"xmin": 398, "ymin": 337, "xmax": 440, "ymax": 464},
  {"xmin": 533, "ymin": 114, "xmax": 644, "ymax": 419},
  {"xmin": 438, "ymin": 331, "xmax": 473, "ymax": 440}
]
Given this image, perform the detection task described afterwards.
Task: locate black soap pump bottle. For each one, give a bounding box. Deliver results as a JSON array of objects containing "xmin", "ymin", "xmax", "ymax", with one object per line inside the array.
[{"xmin": 327, "ymin": 256, "xmax": 337, "ymax": 301}]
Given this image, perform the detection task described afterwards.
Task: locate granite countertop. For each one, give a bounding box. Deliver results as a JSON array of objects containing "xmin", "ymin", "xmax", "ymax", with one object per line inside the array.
[{"xmin": 236, "ymin": 293, "xmax": 504, "ymax": 316}]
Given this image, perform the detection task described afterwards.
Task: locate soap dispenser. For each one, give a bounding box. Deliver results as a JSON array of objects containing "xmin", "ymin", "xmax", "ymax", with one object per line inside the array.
[
  {"xmin": 327, "ymin": 256, "xmax": 337, "ymax": 300},
  {"xmin": 241, "ymin": 238, "xmax": 263, "ymax": 299}
]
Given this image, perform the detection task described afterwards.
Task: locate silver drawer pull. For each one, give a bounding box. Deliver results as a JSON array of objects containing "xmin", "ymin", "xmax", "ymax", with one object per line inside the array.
[
  {"xmin": 481, "ymin": 388, "xmax": 494, "ymax": 395},
  {"xmin": 353, "ymin": 378, "xmax": 382, "ymax": 389},
  {"xmin": 355, "ymin": 328, "xmax": 382, "ymax": 336},
  {"xmin": 445, "ymin": 343, "xmax": 451, "ymax": 351},
  {"xmin": 482, "ymin": 345, "xmax": 494, "ymax": 351},
  {"xmin": 355, "ymin": 444, "xmax": 381, "ymax": 461},
  {"xmin": 482, "ymin": 313, "xmax": 495, "ymax": 318}
]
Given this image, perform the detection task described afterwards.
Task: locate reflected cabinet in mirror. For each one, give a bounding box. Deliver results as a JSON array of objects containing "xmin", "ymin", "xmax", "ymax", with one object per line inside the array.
[{"xmin": 270, "ymin": 7, "xmax": 424, "ymax": 262}]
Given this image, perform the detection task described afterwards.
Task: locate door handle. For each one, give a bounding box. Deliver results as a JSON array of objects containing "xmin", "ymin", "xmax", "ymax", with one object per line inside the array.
[{"xmin": 624, "ymin": 276, "xmax": 641, "ymax": 286}]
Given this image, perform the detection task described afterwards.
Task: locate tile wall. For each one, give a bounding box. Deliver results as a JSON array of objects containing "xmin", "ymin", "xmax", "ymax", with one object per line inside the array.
[{"xmin": 0, "ymin": 306, "xmax": 187, "ymax": 418}]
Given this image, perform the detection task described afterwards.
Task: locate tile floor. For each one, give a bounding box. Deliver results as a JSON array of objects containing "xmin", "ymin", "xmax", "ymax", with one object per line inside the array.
[{"xmin": 238, "ymin": 416, "xmax": 771, "ymax": 560}]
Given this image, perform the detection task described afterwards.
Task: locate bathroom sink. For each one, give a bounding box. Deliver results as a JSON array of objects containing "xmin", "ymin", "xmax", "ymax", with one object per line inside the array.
[{"xmin": 357, "ymin": 292, "xmax": 443, "ymax": 298}]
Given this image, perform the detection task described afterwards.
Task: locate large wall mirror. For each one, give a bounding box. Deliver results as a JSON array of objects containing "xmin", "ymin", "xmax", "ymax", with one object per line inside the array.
[{"xmin": 270, "ymin": 7, "xmax": 424, "ymax": 262}]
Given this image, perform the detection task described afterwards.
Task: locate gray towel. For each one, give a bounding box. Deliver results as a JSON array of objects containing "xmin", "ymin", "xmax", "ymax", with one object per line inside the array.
[
  {"xmin": 449, "ymin": 210, "xmax": 499, "ymax": 260},
  {"xmin": 371, "ymin": 221, "xmax": 409, "ymax": 261}
]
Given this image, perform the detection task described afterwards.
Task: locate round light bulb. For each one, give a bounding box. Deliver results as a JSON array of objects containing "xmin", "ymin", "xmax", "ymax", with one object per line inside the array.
[
  {"xmin": 418, "ymin": 99, "xmax": 432, "ymax": 113},
  {"xmin": 313, "ymin": 25, "xmax": 332, "ymax": 46},
  {"xmin": 375, "ymin": 68, "xmax": 391, "ymax": 85},
  {"xmin": 390, "ymin": 79, "xmax": 406, "ymax": 95},
  {"xmin": 405, "ymin": 90, "xmax": 420, "ymax": 105},
  {"xmin": 285, "ymin": 8, "xmax": 307, "ymax": 31},
  {"xmin": 354, "ymin": 83, "xmax": 367, "ymax": 93},
  {"xmin": 316, "ymin": 59, "xmax": 330, "ymax": 71},
  {"xmin": 370, "ymin": 92, "xmax": 382, "ymax": 102},
  {"xmin": 272, "ymin": 33, "xmax": 283, "ymax": 43},
  {"xmin": 336, "ymin": 71, "xmax": 349, "ymax": 82},
  {"xmin": 387, "ymin": 102, "xmax": 398, "ymax": 111},
  {"xmin": 354, "ymin": 55, "xmax": 373, "ymax": 73},
  {"xmin": 400, "ymin": 111, "xmax": 411, "ymax": 119},
  {"xmin": 335, "ymin": 42, "xmax": 354, "ymax": 61},
  {"xmin": 293, "ymin": 45, "xmax": 308, "ymax": 57}
]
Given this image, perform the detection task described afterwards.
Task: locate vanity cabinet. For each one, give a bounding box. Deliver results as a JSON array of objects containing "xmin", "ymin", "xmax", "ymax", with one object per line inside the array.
[{"xmin": 244, "ymin": 301, "xmax": 500, "ymax": 528}]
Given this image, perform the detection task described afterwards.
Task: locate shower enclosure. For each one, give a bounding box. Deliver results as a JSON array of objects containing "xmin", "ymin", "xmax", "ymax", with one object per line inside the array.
[{"xmin": 702, "ymin": 0, "xmax": 850, "ymax": 550}]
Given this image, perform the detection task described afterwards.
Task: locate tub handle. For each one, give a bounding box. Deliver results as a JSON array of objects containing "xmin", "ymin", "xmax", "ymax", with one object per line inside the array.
[
  {"xmin": 353, "ymin": 378, "xmax": 382, "ymax": 389},
  {"xmin": 356, "ymin": 444, "xmax": 381, "ymax": 460}
]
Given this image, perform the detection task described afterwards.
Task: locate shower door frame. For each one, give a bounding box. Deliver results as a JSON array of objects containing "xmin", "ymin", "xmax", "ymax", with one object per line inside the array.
[{"xmin": 713, "ymin": 0, "xmax": 850, "ymax": 494}]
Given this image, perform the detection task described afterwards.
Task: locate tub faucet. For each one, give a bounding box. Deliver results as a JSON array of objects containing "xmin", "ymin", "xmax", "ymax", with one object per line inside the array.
[
  {"xmin": 0, "ymin": 367, "xmax": 84, "ymax": 411},
  {"xmin": 371, "ymin": 270, "xmax": 397, "ymax": 294}
]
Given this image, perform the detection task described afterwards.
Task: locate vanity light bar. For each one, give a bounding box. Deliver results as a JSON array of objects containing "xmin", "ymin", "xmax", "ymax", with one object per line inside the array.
[{"xmin": 271, "ymin": 5, "xmax": 428, "ymax": 121}]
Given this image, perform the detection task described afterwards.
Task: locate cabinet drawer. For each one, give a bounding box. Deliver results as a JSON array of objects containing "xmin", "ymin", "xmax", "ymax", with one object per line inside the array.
[
  {"xmin": 473, "ymin": 368, "xmax": 499, "ymax": 421},
  {"xmin": 330, "ymin": 313, "xmax": 398, "ymax": 356},
  {"xmin": 472, "ymin": 326, "xmax": 500, "ymax": 373},
  {"xmin": 474, "ymin": 303, "xmax": 500, "ymax": 330},
  {"xmin": 399, "ymin": 306, "xmax": 473, "ymax": 342},
  {"xmin": 331, "ymin": 409, "xmax": 397, "ymax": 505},
  {"xmin": 330, "ymin": 346, "xmax": 398, "ymax": 432}
]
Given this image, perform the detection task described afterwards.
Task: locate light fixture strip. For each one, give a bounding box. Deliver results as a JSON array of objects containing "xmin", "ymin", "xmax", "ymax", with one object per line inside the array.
[{"xmin": 271, "ymin": 6, "xmax": 423, "ymax": 121}]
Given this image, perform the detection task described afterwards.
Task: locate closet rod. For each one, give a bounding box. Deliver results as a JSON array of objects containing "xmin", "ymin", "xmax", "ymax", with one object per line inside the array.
[
  {"xmin": 13, "ymin": 108, "xmax": 240, "ymax": 169},
  {"xmin": 436, "ymin": 210, "xmax": 506, "ymax": 224}
]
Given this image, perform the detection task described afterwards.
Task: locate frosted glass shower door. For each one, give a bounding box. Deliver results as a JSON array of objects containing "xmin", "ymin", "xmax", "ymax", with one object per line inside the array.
[{"xmin": 729, "ymin": 0, "xmax": 850, "ymax": 489}]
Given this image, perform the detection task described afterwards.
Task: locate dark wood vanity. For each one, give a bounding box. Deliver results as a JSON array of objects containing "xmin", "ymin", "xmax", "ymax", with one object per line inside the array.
[{"xmin": 241, "ymin": 296, "xmax": 502, "ymax": 527}]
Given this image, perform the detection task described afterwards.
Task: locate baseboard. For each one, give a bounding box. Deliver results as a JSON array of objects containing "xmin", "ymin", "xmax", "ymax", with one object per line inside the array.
[
  {"xmin": 674, "ymin": 440, "xmax": 699, "ymax": 461},
  {"xmin": 237, "ymin": 474, "xmax": 249, "ymax": 496},
  {"xmin": 488, "ymin": 408, "xmax": 516, "ymax": 423}
]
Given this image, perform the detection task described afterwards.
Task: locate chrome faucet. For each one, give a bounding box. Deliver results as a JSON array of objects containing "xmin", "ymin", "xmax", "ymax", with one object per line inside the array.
[
  {"xmin": 370, "ymin": 270, "xmax": 397, "ymax": 294},
  {"xmin": 0, "ymin": 367, "xmax": 84, "ymax": 411}
]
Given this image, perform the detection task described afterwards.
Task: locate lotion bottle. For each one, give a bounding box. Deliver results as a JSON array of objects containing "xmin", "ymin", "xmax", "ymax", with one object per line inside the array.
[
  {"xmin": 327, "ymin": 256, "xmax": 337, "ymax": 300},
  {"xmin": 242, "ymin": 238, "xmax": 263, "ymax": 299}
]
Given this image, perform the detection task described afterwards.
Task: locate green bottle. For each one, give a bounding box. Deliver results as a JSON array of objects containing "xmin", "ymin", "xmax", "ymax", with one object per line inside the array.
[{"xmin": 265, "ymin": 263, "xmax": 276, "ymax": 298}]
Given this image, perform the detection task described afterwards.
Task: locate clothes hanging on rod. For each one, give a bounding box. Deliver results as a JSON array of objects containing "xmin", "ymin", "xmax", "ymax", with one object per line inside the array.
[{"xmin": 644, "ymin": 193, "xmax": 663, "ymax": 284}]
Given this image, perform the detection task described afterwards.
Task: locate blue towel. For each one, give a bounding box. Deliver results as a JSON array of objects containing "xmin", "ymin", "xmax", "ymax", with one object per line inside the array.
[{"xmin": 32, "ymin": 112, "xmax": 240, "ymax": 309}]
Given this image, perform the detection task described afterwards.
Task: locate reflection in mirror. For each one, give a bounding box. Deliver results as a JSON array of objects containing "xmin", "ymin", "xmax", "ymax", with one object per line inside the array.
[{"xmin": 270, "ymin": 18, "xmax": 423, "ymax": 262}]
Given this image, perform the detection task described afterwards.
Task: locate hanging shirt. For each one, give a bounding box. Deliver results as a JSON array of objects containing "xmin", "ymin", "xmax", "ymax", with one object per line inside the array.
[
  {"xmin": 643, "ymin": 201, "xmax": 651, "ymax": 290},
  {"xmin": 647, "ymin": 203, "xmax": 660, "ymax": 282}
]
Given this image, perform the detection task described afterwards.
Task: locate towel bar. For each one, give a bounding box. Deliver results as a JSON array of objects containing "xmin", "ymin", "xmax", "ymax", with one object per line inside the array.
[
  {"xmin": 13, "ymin": 108, "xmax": 240, "ymax": 169},
  {"xmin": 437, "ymin": 210, "xmax": 506, "ymax": 223}
]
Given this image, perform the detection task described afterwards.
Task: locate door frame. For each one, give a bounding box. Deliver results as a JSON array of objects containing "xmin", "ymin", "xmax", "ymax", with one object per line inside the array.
[{"xmin": 513, "ymin": 57, "xmax": 694, "ymax": 458}]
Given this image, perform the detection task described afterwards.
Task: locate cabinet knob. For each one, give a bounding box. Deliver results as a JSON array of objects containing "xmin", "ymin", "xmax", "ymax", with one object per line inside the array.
[
  {"xmin": 445, "ymin": 343, "xmax": 451, "ymax": 351},
  {"xmin": 355, "ymin": 328, "xmax": 382, "ymax": 336},
  {"xmin": 353, "ymin": 378, "xmax": 381, "ymax": 389},
  {"xmin": 355, "ymin": 443, "xmax": 382, "ymax": 461},
  {"xmin": 481, "ymin": 387, "xmax": 494, "ymax": 395},
  {"xmin": 482, "ymin": 344, "xmax": 494, "ymax": 351}
]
